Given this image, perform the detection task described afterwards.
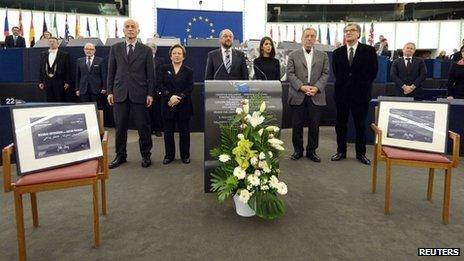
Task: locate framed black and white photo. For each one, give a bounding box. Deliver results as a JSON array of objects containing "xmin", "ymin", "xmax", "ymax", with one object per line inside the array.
[
  {"xmin": 378, "ymin": 101, "xmax": 449, "ymax": 153},
  {"xmin": 11, "ymin": 104, "xmax": 102, "ymax": 175}
]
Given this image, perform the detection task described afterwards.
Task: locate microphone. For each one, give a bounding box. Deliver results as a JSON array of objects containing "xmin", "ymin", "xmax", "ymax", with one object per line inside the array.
[
  {"xmin": 213, "ymin": 54, "xmax": 228, "ymax": 80},
  {"xmin": 253, "ymin": 61, "xmax": 268, "ymax": 80}
]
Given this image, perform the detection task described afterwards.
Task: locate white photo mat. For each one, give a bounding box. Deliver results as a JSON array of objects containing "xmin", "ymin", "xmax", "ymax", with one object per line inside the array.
[
  {"xmin": 11, "ymin": 104, "xmax": 103, "ymax": 175},
  {"xmin": 377, "ymin": 101, "xmax": 449, "ymax": 153}
]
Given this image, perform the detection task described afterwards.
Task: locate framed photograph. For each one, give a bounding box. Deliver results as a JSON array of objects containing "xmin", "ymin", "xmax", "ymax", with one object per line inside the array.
[
  {"xmin": 11, "ymin": 103, "xmax": 103, "ymax": 175},
  {"xmin": 378, "ymin": 101, "xmax": 449, "ymax": 153}
]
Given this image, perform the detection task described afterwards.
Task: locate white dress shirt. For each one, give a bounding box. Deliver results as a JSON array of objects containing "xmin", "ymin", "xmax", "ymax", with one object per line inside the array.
[
  {"xmin": 346, "ymin": 41, "xmax": 359, "ymax": 61},
  {"xmin": 221, "ymin": 46, "xmax": 232, "ymax": 66},
  {"xmin": 403, "ymin": 56, "xmax": 413, "ymax": 67},
  {"xmin": 48, "ymin": 49, "xmax": 57, "ymax": 66},
  {"xmin": 86, "ymin": 55, "xmax": 95, "ymax": 67},
  {"xmin": 303, "ymin": 46, "xmax": 314, "ymax": 84}
]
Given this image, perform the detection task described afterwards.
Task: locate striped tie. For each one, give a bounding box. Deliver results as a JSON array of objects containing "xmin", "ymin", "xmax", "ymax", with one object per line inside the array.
[{"xmin": 225, "ymin": 49, "xmax": 231, "ymax": 74}]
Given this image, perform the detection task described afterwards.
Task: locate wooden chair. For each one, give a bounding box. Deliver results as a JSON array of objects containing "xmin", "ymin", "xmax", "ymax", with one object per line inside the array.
[
  {"xmin": 2, "ymin": 110, "xmax": 109, "ymax": 261},
  {"xmin": 371, "ymin": 116, "xmax": 460, "ymax": 224}
]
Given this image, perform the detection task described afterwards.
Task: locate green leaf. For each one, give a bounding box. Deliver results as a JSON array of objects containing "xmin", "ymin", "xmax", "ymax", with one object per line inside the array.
[
  {"xmin": 210, "ymin": 166, "xmax": 238, "ymax": 202},
  {"xmin": 248, "ymin": 190, "xmax": 285, "ymax": 219}
]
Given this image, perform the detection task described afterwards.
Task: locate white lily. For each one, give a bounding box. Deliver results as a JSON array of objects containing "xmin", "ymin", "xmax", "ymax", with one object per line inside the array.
[
  {"xmin": 258, "ymin": 128, "xmax": 264, "ymax": 136},
  {"xmin": 259, "ymin": 101, "xmax": 266, "ymax": 112},
  {"xmin": 271, "ymin": 144, "xmax": 285, "ymax": 151},
  {"xmin": 259, "ymin": 152, "xmax": 266, "ymax": 160},
  {"xmin": 268, "ymin": 138, "xmax": 284, "ymax": 145},
  {"xmin": 235, "ymin": 107, "xmax": 243, "ymax": 114},
  {"xmin": 249, "ymin": 111, "xmax": 265, "ymax": 128},
  {"xmin": 243, "ymin": 104, "xmax": 249, "ymax": 114},
  {"xmin": 237, "ymin": 133, "xmax": 245, "ymax": 140}
]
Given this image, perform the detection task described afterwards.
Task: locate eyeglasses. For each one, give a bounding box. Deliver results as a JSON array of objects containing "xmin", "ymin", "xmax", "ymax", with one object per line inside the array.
[{"xmin": 344, "ymin": 29, "xmax": 358, "ymax": 33}]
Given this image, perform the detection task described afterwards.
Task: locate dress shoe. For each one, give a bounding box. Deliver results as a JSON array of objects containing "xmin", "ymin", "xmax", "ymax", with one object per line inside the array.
[
  {"xmin": 331, "ymin": 152, "xmax": 346, "ymax": 161},
  {"xmin": 356, "ymin": 155, "xmax": 371, "ymax": 165},
  {"xmin": 181, "ymin": 158, "xmax": 191, "ymax": 164},
  {"xmin": 306, "ymin": 152, "xmax": 321, "ymax": 163},
  {"xmin": 153, "ymin": 131, "xmax": 162, "ymax": 137},
  {"xmin": 108, "ymin": 156, "xmax": 126, "ymax": 169},
  {"xmin": 141, "ymin": 157, "xmax": 152, "ymax": 168},
  {"xmin": 290, "ymin": 152, "xmax": 303, "ymax": 160},
  {"xmin": 163, "ymin": 158, "xmax": 174, "ymax": 165}
]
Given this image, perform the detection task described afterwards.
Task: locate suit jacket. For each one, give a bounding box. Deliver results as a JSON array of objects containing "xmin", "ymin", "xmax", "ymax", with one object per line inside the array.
[
  {"xmin": 107, "ymin": 41, "xmax": 155, "ymax": 103},
  {"xmin": 204, "ymin": 48, "xmax": 249, "ymax": 80},
  {"xmin": 5, "ymin": 35, "xmax": 26, "ymax": 48},
  {"xmin": 287, "ymin": 48, "xmax": 329, "ymax": 106},
  {"xmin": 332, "ymin": 43, "xmax": 378, "ymax": 103},
  {"xmin": 158, "ymin": 64, "xmax": 194, "ymax": 120},
  {"xmin": 76, "ymin": 56, "xmax": 107, "ymax": 95},
  {"xmin": 390, "ymin": 57, "xmax": 427, "ymax": 99},
  {"xmin": 39, "ymin": 49, "xmax": 71, "ymax": 84},
  {"xmin": 153, "ymin": 56, "xmax": 165, "ymax": 95}
]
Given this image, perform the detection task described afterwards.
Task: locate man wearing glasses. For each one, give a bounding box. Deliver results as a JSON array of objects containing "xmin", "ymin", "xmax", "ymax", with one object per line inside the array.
[{"xmin": 330, "ymin": 23, "xmax": 378, "ymax": 165}]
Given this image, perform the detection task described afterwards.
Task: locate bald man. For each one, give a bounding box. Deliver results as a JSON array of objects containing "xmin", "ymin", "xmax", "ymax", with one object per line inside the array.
[
  {"xmin": 75, "ymin": 43, "xmax": 107, "ymax": 109},
  {"xmin": 205, "ymin": 29, "xmax": 248, "ymax": 80},
  {"xmin": 107, "ymin": 19, "xmax": 155, "ymax": 169}
]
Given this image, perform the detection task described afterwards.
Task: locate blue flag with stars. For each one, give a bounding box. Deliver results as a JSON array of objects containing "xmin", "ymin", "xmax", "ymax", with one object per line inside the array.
[{"xmin": 157, "ymin": 8, "xmax": 243, "ymax": 43}]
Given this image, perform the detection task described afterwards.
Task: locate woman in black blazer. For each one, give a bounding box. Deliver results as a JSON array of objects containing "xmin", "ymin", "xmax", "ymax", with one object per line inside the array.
[
  {"xmin": 158, "ymin": 44, "xmax": 194, "ymax": 164},
  {"xmin": 253, "ymin": 36, "xmax": 280, "ymax": 80}
]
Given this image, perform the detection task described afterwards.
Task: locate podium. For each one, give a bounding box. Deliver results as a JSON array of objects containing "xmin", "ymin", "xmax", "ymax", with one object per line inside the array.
[{"xmin": 203, "ymin": 80, "xmax": 283, "ymax": 192}]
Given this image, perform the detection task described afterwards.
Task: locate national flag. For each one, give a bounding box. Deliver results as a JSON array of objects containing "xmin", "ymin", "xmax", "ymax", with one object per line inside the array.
[
  {"xmin": 269, "ymin": 26, "xmax": 273, "ymax": 39},
  {"xmin": 334, "ymin": 24, "xmax": 338, "ymax": 45},
  {"xmin": 361, "ymin": 24, "xmax": 366, "ymax": 44},
  {"xmin": 86, "ymin": 17, "xmax": 91, "ymax": 37},
  {"xmin": 52, "ymin": 13, "xmax": 58, "ymax": 37},
  {"xmin": 368, "ymin": 22, "xmax": 374, "ymax": 46},
  {"xmin": 326, "ymin": 24, "xmax": 331, "ymax": 45},
  {"xmin": 96, "ymin": 18, "xmax": 100, "ymax": 38},
  {"xmin": 29, "ymin": 11, "xmax": 35, "ymax": 46},
  {"xmin": 317, "ymin": 25, "xmax": 321, "ymax": 43},
  {"xmin": 277, "ymin": 26, "xmax": 281, "ymax": 43},
  {"xmin": 75, "ymin": 16, "xmax": 80, "ymax": 38},
  {"xmin": 42, "ymin": 12, "xmax": 47, "ymax": 34},
  {"xmin": 115, "ymin": 20, "xmax": 118, "ymax": 38},
  {"xmin": 293, "ymin": 25, "xmax": 296, "ymax": 42},
  {"xmin": 285, "ymin": 24, "xmax": 288, "ymax": 41},
  {"xmin": 19, "ymin": 10, "xmax": 23, "ymax": 36},
  {"xmin": 3, "ymin": 9, "xmax": 9, "ymax": 37},
  {"xmin": 64, "ymin": 14, "xmax": 70, "ymax": 39}
]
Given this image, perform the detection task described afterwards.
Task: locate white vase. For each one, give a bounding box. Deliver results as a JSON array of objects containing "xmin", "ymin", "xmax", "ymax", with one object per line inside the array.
[{"xmin": 233, "ymin": 194, "xmax": 256, "ymax": 217}]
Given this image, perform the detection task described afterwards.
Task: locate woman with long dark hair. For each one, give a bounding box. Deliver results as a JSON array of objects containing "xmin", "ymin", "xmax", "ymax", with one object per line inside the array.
[{"xmin": 253, "ymin": 36, "xmax": 281, "ymax": 80}]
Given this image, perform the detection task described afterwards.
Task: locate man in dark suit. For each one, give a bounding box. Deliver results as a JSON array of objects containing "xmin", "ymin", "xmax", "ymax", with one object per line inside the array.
[
  {"xmin": 331, "ymin": 23, "xmax": 378, "ymax": 165},
  {"xmin": 287, "ymin": 27, "xmax": 329, "ymax": 162},
  {"xmin": 390, "ymin": 42, "xmax": 427, "ymax": 100},
  {"xmin": 204, "ymin": 29, "xmax": 248, "ymax": 80},
  {"xmin": 75, "ymin": 43, "xmax": 107, "ymax": 109},
  {"xmin": 150, "ymin": 43, "xmax": 165, "ymax": 137},
  {"xmin": 5, "ymin": 26, "xmax": 26, "ymax": 48},
  {"xmin": 38, "ymin": 37, "xmax": 71, "ymax": 102},
  {"xmin": 107, "ymin": 19, "xmax": 155, "ymax": 169}
]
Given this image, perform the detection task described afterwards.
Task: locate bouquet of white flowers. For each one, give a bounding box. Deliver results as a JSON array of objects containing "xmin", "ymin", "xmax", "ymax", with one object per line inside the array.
[{"xmin": 210, "ymin": 97, "xmax": 287, "ymax": 219}]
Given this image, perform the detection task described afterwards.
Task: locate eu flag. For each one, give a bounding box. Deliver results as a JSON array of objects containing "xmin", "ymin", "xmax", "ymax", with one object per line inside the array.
[{"xmin": 157, "ymin": 8, "xmax": 243, "ymax": 43}]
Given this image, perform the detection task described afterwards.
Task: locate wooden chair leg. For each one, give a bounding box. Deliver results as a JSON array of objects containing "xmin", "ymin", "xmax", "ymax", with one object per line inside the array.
[
  {"xmin": 384, "ymin": 161, "xmax": 392, "ymax": 215},
  {"xmin": 30, "ymin": 193, "xmax": 39, "ymax": 228},
  {"xmin": 427, "ymin": 168, "xmax": 435, "ymax": 201},
  {"xmin": 92, "ymin": 182, "xmax": 100, "ymax": 247},
  {"xmin": 372, "ymin": 147, "xmax": 378, "ymax": 193},
  {"xmin": 442, "ymin": 168, "xmax": 452, "ymax": 225},
  {"xmin": 101, "ymin": 179, "xmax": 107, "ymax": 216},
  {"xmin": 14, "ymin": 191, "xmax": 27, "ymax": 261}
]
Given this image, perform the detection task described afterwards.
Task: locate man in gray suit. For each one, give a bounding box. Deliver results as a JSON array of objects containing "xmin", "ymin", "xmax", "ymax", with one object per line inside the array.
[
  {"xmin": 204, "ymin": 29, "xmax": 248, "ymax": 80},
  {"xmin": 107, "ymin": 19, "xmax": 155, "ymax": 169},
  {"xmin": 287, "ymin": 27, "xmax": 329, "ymax": 162}
]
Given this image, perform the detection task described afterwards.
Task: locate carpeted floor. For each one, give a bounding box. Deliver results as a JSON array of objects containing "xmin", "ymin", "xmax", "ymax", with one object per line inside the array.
[{"xmin": 1, "ymin": 127, "xmax": 464, "ymax": 260}]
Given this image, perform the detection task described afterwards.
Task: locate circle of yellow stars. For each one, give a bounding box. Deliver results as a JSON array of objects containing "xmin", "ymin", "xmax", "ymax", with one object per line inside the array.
[{"xmin": 185, "ymin": 16, "xmax": 215, "ymax": 39}]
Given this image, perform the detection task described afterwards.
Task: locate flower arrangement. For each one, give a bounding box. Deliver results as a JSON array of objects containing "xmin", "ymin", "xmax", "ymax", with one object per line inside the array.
[{"xmin": 210, "ymin": 97, "xmax": 287, "ymax": 219}]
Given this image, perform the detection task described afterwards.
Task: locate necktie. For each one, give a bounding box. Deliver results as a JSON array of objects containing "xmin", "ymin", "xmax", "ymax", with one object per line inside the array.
[
  {"xmin": 128, "ymin": 44, "xmax": 134, "ymax": 60},
  {"xmin": 305, "ymin": 49, "xmax": 311, "ymax": 54},
  {"xmin": 14, "ymin": 36, "xmax": 17, "ymax": 46},
  {"xmin": 87, "ymin": 57, "xmax": 92, "ymax": 71},
  {"xmin": 224, "ymin": 49, "xmax": 231, "ymax": 74},
  {"xmin": 349, "ymin": 47, "xmax": 354, "ymax": 66},
  {"xmin": 406, "ymin": 58, "xmax": 411, "ymax": 72}
]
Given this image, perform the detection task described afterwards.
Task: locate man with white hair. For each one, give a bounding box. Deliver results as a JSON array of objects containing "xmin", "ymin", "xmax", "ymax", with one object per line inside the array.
[
  {"xmin": 204, "ymin": 29, "xmax": 248, "ymax": 80},
  {"xmin": 107, "ymin": 19, "xmax": 155, "ymax": 169},
  {"xmin": 75, "ymin": 42, "xmax": 107, "ymax": 109}
]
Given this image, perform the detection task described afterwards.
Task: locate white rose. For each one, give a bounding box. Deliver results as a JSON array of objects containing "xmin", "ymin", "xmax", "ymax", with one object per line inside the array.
[
  {"xmin": 240, "ymin": 123, "xmax": 247, "ymax": 129},
  {"xmin": 259, "ymin": 101, "xmax": 266, "ymax": 112},
  {"xmin": 269, "ymin": 175, "xmax": 279, "ymax": 189},
  {"xmin": 250, "ymin": 156, "xmax": 258, "ymax": 166},
  {"xmin": 261, "ymin": 161, "xmax": 271, "ymax": 173},
  {"xmin": 274, "ymin": 126, "xmax": 280, "ymax": 133},
  {"xmin": 277, "ymin": 182, "xmax": 288, "ymax": 195},
  {"xmin": 247, "ymin": 175, "xmax": 260, "ymax": 187},
  {"xmin": 269, "ymin": 134, "xmax": 274, "ymax": 139},
  {"xmin": 236, "ymin": 107, "xmax": 243, "ymax": 114},
  {"xmin": 218, "ymin": 154, "xmax": 231, "ymax": 163},
  {"xmin": 259, "ymin": 152, "xmax": 266, "ymax": 160},
  {"xmin": 233, "ymin": 167, "xmax": 246, "ymax": 180},
  {"xmin": 238, "ymin": 189, "xmax": 251, "ymax": 203},
  {"xmin": 237, "ymin": 133, "xmax": 245, "ymax": 140},
  {"xmin": 254, "ymin": 170, "xmax": 262, "ymax": 176}
]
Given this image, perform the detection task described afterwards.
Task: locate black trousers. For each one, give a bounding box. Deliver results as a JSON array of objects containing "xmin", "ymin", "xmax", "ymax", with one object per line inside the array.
[
  {"xmin": 79, "ymin": 91, "xmax": 103, "ymax": 109},
  {"xmin": 163, "ymin": 115, "xmax": 190, "ymax": 160},
  {"xmin": 44, "ymin": 78, "xmax": 66, "ymax": 102},
  {"xmin": 113, "ymin": 100, "xmax": 152, "ymax": 159},
  {"xmin": 335, "ymin": 100, "xmax": 369, "ymax": 156},
  {"xmin": 150, "ymin": 94, "xmax": 163, "ymax": 132},
  {"xmin": 291, "ymin": 96, "xmax": 322, "ymax": 154}
]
